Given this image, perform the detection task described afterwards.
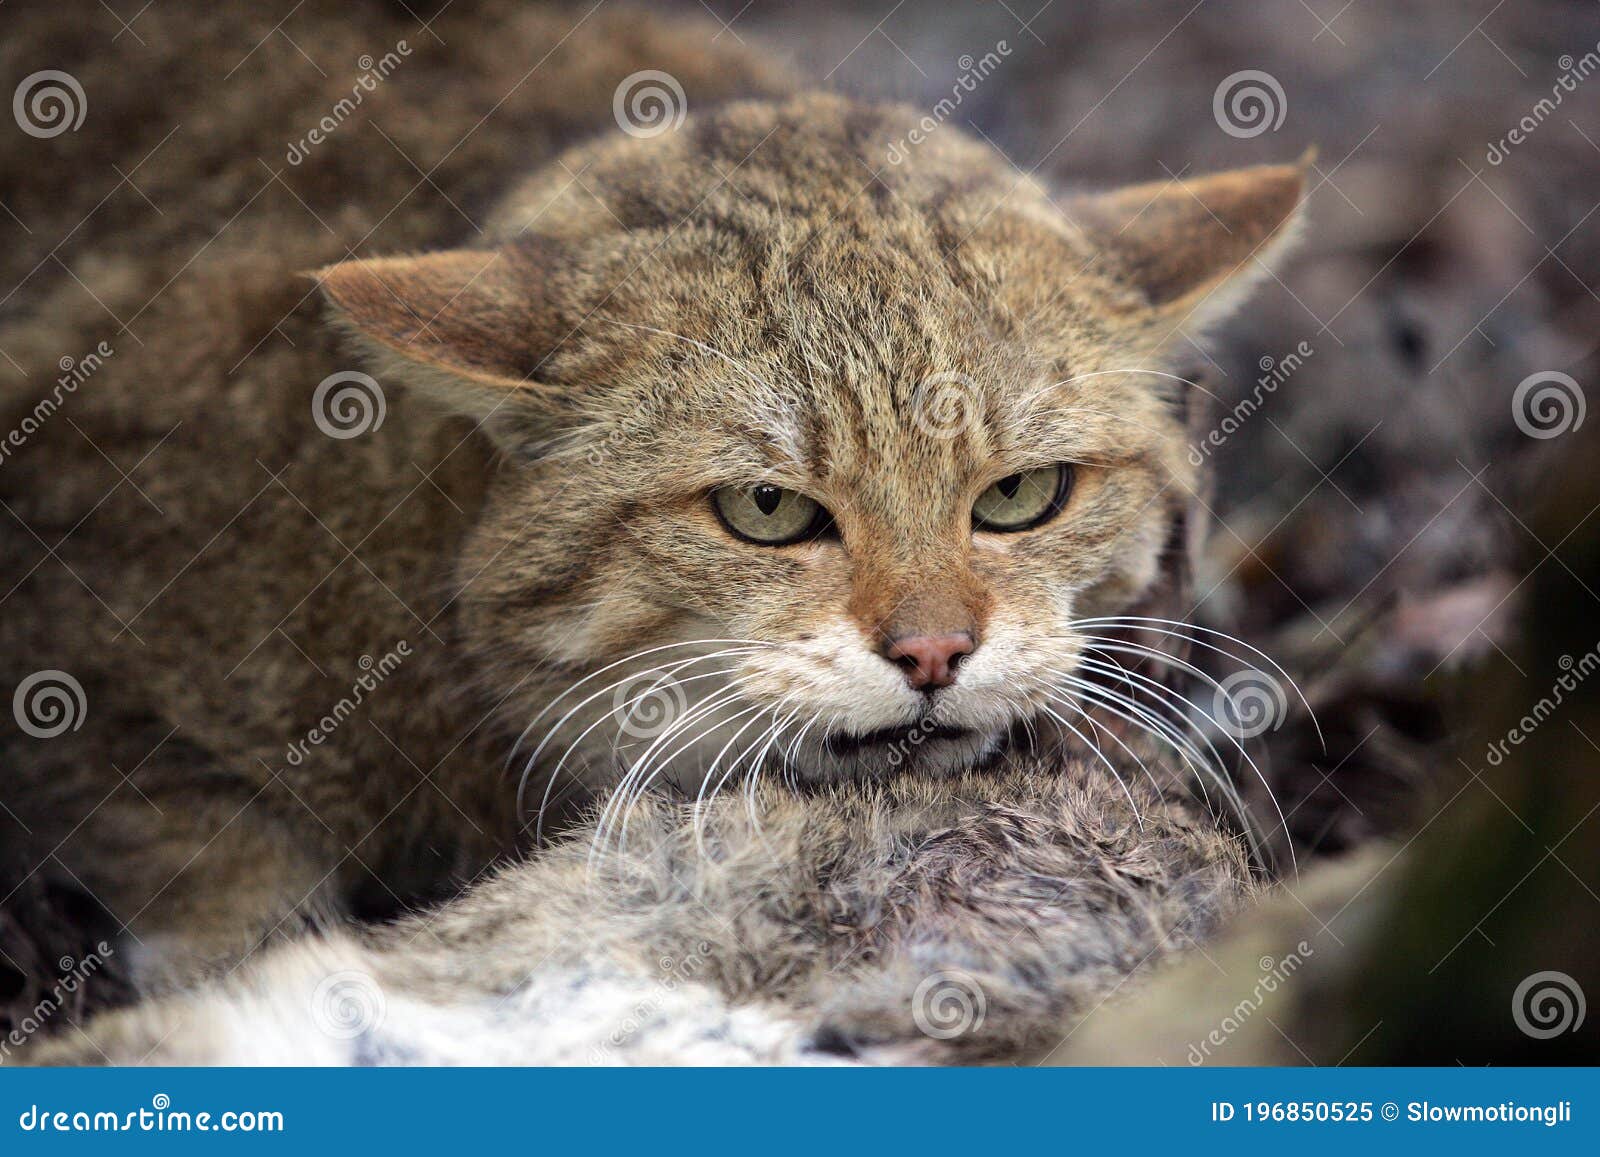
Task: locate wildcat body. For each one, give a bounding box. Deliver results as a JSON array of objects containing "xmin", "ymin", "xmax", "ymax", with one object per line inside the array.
[{"xmin": 1, "ymin": 1, "xmax": 1305, "ymax": 999}]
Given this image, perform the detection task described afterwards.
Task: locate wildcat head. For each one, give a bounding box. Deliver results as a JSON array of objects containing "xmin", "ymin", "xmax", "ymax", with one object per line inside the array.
[{"xmin": 318, "ymin": 94, "xmax": 1306, "ymax": 802}]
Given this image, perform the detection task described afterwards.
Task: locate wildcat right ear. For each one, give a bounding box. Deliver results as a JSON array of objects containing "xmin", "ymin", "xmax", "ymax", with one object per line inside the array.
[
  {"xmin": 1068, "ymin": 157, "xmax": 1311, "ymax": 337},
  {"xmin": 313, "ymin": 240, "xmax": 571, "ymax": 443}
]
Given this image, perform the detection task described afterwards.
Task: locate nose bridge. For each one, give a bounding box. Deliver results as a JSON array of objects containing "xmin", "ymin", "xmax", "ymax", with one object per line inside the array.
[
  {"xmin": 848, "ymin": 533, "xmax": 989, "ymax": 647},
  {"xmin": 878, "ymin": 579, "xmax": 983, "ymax": 643}
]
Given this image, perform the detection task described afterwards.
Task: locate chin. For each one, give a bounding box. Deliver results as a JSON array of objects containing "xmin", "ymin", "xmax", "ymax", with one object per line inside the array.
[{"xmin": 785, "ymin": 722, "xmax": 1011, "ymax": 784}]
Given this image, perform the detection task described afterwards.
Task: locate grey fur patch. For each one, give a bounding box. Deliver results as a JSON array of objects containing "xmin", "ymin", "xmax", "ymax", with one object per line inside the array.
[{"xmin": 32, "ymin": 755, "xmax": 1253, "ymax": 1065}]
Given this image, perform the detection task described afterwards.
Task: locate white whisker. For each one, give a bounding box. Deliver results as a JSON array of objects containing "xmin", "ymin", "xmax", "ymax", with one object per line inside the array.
[
  {"xmin": 617, "ymin": 697, "xmax": 769, "ymax": 854},
  {"xmin": 530, "ymin": 657, "xmax": 749, "ymax": 842},
  {"xmin": 521, "ymin": 645, "xmax": 759, "ymax": 816},
  {"xmin": 1043, "ymin": 687, "xmax": 1169, "ymax": 801},
  {"xmin": 593, "ymin": 684, "xmax": 750, "ymax": 863},
  {"xmin": 693, "ymin": 705, "xmax": 800, "ymax": 856},
  {"xmin": 1074, "ymin": 616, "xmax": 1322, "ymax": 749},
  {"xmin": 1049, "ymin": 672, "xmax": 1262, "ymax": 866},
  {"xmin": 1037, "ymin": 703, "xmax": 1145, "ymax": 829},
  {"xmin": 1061, "ymin": 661, "xmax": 1228, "ymax": 801},
  {"xmin": 1074, "ymin": 642, "xmax": 1297, "ymax": 876},
  {"xmin": 510, "ymin": 636, "xmax": 771, "ymax": 771}
]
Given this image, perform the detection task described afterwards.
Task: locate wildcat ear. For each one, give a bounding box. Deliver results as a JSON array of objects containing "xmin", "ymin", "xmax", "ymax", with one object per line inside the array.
[
  {"xmin": 314, "ymin": 241, "xmax": 571, "ymax": 442},
  {"xmin": 1069, "ymin": 157, "xmax": 1310, "ymax": 332}
]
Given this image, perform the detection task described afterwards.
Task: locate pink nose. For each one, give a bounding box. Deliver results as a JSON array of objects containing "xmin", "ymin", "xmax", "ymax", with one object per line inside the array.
[{"xmin": 885, "ymin": 632, "xmax": 975, "ymax": 691}]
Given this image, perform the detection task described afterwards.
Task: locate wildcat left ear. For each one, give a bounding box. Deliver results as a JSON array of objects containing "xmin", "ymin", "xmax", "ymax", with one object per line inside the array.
[{"xmin": 313, "ymin": 240, "xmax": 572, "ymax": 440}]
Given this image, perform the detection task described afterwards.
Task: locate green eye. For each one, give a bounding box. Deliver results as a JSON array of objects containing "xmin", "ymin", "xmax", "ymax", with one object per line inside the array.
[
  {"xmin": 713, "ymin": 484, "xmax": 829, "ymax": 545},
  {"xmin": 972, "ymin": 464, "xmax": 1071, "ymax": 532}
]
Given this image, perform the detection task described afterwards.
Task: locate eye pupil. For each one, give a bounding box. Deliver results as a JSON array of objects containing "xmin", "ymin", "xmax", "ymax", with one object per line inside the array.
[
  {"xmin": 971, "ymin": 464, "xmax": 1071, "ymax": 533},
  {"xmin": 752, "ymin": 485, "xmax": 782, "ymax": 516},
  {"xmin": 714, "ymin": 485, "xmax": 828, "ymax": 546}
]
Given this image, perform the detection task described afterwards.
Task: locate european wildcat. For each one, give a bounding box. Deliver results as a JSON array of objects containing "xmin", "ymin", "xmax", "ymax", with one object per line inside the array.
[{"xmin": 0, "ymin": 0, "xmax": 1305, "ymax": 1006}]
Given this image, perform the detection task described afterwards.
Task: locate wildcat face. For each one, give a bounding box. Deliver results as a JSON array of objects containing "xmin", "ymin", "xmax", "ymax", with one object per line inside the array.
[{"xmin": 320, "ymin": 95, "xmax": 1305, "ymax": 800}]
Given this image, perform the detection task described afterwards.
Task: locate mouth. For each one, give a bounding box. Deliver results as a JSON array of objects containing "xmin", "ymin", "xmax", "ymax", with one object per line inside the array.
[{"xmin": 823, "ymin": 721, "xmax": 976, "ymax": 758}]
